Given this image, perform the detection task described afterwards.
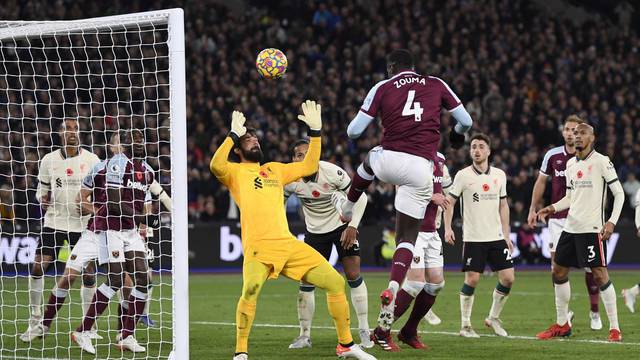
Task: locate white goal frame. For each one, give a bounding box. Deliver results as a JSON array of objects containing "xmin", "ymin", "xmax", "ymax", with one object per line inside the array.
[{"xmin": 0, "ymin": 8, "xmax": 188, "ymax": 359}]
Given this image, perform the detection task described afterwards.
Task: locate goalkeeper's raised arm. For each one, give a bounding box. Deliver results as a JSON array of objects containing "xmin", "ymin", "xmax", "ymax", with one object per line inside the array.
[{"xmin": 210, "ymin": 100, "xmax": 322, "ymax": 185}]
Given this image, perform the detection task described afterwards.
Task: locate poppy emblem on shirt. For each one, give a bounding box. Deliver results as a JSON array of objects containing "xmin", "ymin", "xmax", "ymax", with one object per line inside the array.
[
  {"xmin": 577, "ymin": 170, "xmax": 583, "ymax": 179},
  {"xmin": 66, "ymin": 168, "xmax": 73, "ymax": 176},
  {"xmin": 135, "ymin": 172, "xmax": 143, "ymax": 181},
  {"xmin": 312, "ymin": 190, "xmax": 320, "ymax": 198},
  {"xmin": 482, "ymin": 184, "xmax": 490, "ymax": 192},
  {"xmin": 259, "ymin": 170, "xmax": 268, "ymax": 178}
]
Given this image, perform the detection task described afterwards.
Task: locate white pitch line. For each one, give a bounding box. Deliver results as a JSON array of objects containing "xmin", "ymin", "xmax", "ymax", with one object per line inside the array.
[{"xmin": 193, "ymin": 321, "xmax": 640, "ymax": 346}]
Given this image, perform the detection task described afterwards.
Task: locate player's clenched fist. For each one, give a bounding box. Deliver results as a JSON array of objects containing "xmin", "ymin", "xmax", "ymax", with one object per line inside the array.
[
  {"xmin": 230, "ymin": 110, "xmax": 247, "ymax": 137},
  {"xmin": 297, "ymin": 100, "xmax": 322, "ymax": 131}
]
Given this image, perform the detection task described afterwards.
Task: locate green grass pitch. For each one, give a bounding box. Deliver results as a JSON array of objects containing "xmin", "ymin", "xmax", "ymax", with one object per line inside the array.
[{"xmin": 2, "ymin": 270, "xmax": 639, "ymax": 359}]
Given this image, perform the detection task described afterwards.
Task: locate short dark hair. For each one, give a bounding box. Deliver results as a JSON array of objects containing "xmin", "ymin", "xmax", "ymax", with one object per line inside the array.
[
  {"xmin": 290, "ymin": 139, "xmax": 310, "ymax": 156},
  {"xmin": 58, "ymin": 118, "xmax": 78, "ymax": 131},
  {"xmin": 470, "ymin": 133, "xmax": 491, "ymax": 148},
  {"xmin": 387, "ymin": 49, "xmax": 414, "ymax": 69}
]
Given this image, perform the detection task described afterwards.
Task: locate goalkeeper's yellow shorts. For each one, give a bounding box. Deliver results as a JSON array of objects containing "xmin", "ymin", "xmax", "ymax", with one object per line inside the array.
[{"xmin": 243, "ymin": 238, "xmax": 326, "ymax": 281}]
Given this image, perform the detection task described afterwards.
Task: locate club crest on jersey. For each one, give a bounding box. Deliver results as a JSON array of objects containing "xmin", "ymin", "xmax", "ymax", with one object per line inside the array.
[
  {"xmin": 135, "ymin": 172, "xmax": 144, "ymax": 181},
  {"xmin": 322, "ymin": 183, "xmax": 330, "ymax": 190},
  {"xmin": 482, "ymin": 184, "xmax": 490, "ymax": 192}
]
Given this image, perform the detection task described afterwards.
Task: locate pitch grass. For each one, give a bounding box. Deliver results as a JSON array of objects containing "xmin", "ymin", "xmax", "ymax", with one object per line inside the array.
[
  {"xmin": 1, "ymin": 273, "xmax": 173, "ymax": 359},
  {"xmin": 2, "ymin": 270, "xmax": 639, "ymax": 359},
  {"xmin": 196, "ymin": 270, "xmax": 640, "ymax": 360}
]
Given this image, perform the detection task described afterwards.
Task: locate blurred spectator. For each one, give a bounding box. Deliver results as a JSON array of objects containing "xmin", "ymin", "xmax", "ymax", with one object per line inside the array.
[
  {"xmin": 0, "ymin": 0, "xmax": 639, "ymax": 225},
  {"xmin": 624, "ymin": 173, "xmax": 640, "ymax": 208},
  {"xmin": 517, "ymin": 223, "xmax": 542, "ymax": 265}
]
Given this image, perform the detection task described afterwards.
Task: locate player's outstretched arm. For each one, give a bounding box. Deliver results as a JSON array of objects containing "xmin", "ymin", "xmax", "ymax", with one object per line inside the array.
[
  {"xmin": 280, "ymin": 100, "xmax": 322, "ymax": 184},
  {"xmin": 210, "ymin": 111, "xmax": 245, "ymax": 183}
]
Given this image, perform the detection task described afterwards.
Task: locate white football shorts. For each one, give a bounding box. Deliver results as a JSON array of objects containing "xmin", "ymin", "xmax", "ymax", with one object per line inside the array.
[
  {"xmin": 66, "ymin": 230, "xmax": 102, "ymax": 272},
  {"xmin": 548, "ymin": 218, "xmax": 566, "ymax": 253},
  {"xmin": 368, "ymin": 146, "xmax": 433, "ymax": 219},
  {"xmin": 410, "ymin": 231, "xmax": 444, "ymax": 269},
  {"xmin": 98, "ymin": 229, "xmax": 146, "ymax": 265}
]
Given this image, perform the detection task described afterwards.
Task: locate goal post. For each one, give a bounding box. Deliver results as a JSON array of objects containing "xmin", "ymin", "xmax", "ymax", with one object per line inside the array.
[{"xmin": 0, "ymin": 8, "xmax": 188, "ymax": 359}]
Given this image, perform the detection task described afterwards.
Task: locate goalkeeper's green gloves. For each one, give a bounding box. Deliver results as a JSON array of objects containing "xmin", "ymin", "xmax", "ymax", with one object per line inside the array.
[
  {"xmin": 230, "ymin": 110, "xmax": 247, "ymax": 137},
  {"xmin": 297, "ymin": 100, "xmax": 322, "ymax": 131}
]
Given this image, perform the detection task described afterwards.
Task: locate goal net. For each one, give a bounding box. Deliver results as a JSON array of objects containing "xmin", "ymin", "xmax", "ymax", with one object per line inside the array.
[{"xmin": 0, "ymin": 9, "xmax": 188, "ymax": 359}]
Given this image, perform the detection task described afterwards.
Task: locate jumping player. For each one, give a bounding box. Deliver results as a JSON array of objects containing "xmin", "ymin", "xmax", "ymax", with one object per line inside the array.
[
  {"xmin": 285, "ymin": 140, "xmax": 372, "ymax": 349},
  {"xmin": 528, "ymin": 115, "xmax": 602, "ymax": 329},
  {"xmin": 211, "ymin": 102, "xmax": 375, "ymax": 360},
  {"xmin": 340, "ymin": 49, "xmax": 473, "ymax": 343},
  {"xmin": 372, "ymin": 152, "xmax": 451, "ymax": 351},
  {"xmin": 536, "ymin": 123, "xmax": 623, "ymax": 342}
]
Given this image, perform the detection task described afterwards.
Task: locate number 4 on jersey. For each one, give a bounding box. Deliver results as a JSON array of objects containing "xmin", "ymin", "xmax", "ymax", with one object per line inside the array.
[{"xmin": 403, "ymin": 90, "xmax": 423, "ymax": 121}]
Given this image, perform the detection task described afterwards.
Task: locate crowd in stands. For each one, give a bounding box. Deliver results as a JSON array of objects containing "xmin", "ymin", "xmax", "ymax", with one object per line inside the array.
[{"xmin": 0, "ymin": 0, "xmax": 639, "ymax": 229}]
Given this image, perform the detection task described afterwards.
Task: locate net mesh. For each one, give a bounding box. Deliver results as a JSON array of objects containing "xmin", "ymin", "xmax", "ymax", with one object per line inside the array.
[{"xmin": 0, "ymin": 13, "xmax": 174, "ymax": 360}]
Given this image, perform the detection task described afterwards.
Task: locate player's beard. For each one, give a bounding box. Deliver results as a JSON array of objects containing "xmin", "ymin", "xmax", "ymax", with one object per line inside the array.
[{"xmin": 242, "ymin": 146, "xmax": 263, "ymax": 162}]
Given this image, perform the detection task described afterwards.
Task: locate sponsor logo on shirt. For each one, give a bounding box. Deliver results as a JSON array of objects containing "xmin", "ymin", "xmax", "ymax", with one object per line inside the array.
[
  {"xmin": 126, "ymin": 178, "xmax": 149, "ymax": 192},
  {"xmin": 473, "ymin": 193, "xmax": 480, "ymax": 202},
  {"xmin": 254, "ymin": 177, "xmax": 263, "ymax": 189},
  {"xmin": 554, "ymin": 169, "xmax": 565, "ymax": 177}
]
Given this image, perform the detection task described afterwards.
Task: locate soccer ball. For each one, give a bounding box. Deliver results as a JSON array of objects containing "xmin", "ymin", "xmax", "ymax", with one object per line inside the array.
[{"xmin": 255, "ymin": 48, "xmax": 288, "ymax": 79}]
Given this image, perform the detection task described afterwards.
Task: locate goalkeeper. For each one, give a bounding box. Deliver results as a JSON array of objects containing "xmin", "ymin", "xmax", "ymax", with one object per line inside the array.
[{"xmin": 211, "ymin": 101, "xmax": 375, "ymax": 360}]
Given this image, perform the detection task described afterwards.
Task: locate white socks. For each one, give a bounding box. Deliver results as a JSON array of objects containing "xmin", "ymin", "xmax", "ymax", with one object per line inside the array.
[
  {"xmin": 29, "ymin": 276, "xmax": 44, "ymax": 318},
  {"xmin": 297, "ymin": 286, "xmax": 315, "ymax": 338},
  {"xmin": 600, "ymin": 281, "xmax": 619, "ymax": 330},
  {"xmin": 554, "ymin": 281, "xmax": 571, "ymax": 326},
  {"xmin": 460, "ymin": 294, "xmax": 474, "ymax": 327},
  {"xmin": 488, "ymin": 288, "xmax": 509, "ymax": 319},
  {"xmin": 348, "ymin": 277, "xmax": 369, "ymax": 331}
]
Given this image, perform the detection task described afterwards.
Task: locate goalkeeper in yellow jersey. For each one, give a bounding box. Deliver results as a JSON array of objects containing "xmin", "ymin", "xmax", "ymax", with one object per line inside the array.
[{"xmin": 211, "ymin": 100, "xmax": 376, "ymax": 360}]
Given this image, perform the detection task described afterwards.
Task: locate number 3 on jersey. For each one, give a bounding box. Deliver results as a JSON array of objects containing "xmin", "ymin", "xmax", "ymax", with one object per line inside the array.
[{"xmin": 403, "ymin": 90, "xmax": 423, "ymax": 121}]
